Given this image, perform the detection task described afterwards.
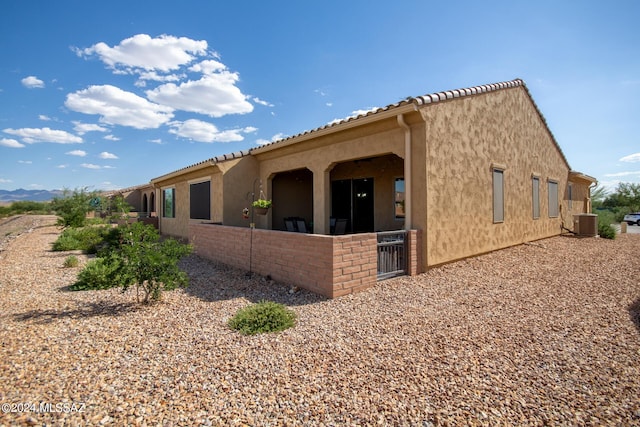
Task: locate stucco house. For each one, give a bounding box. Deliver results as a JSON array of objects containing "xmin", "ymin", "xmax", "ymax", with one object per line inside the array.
[{"xmin": 148, "ymin": 78, "xmax": 596, "ymax": 298}]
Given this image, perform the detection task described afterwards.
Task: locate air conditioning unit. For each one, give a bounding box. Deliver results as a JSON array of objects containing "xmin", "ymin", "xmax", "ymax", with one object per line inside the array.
[{"xmin": 574, "ymin": 213, "xmax": 598, "ymax": 237}]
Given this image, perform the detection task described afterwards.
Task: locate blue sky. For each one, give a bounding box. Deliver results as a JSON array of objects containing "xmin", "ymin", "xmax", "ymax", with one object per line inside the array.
[{"xmin": 1, "ymin": 0, "xmax": 638, "ymax": 193}]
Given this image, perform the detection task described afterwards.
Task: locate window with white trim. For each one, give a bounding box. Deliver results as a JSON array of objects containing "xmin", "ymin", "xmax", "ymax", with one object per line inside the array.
[
  {"xmin": 532, "ymin": 176, "xmax": 540, "ymax": 219},
  {"xmin": 163, "ymin": 188, "xmax": 175, "ymax": 218},
  {"xmin": 394, "ymin": 178, "xmax": 405, "ymax": 219},
  {"xmin": 493, "ymin": 168, "xmax": 504, "ymax": 223},
  {"xmin": 548, "ymin": 180, "xmax": 559, "ymax": 218}
]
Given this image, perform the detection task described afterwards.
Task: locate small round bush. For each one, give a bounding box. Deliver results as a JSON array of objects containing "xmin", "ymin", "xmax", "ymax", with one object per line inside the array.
[
  {"xmin": 70, "ymin": 257, "xmax": 120, "ymax": 291},
  {"xmin": 228, "ymin": 301, "xmax": 296, "ymax": 335},
  {"xmin": 52, "ymin": 226, "xmax": 111, "ymax": 253},
  {"xmin": 63, "ymin": 255, "xmax": 79, "ymax": 268},
  {"xmin": 598, "ymin": 222, "xmax": 616, "ymax": 240}
]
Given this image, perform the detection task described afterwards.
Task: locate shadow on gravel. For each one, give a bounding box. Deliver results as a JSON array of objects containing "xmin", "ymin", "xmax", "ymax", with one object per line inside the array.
[
  {"xmin": 13, "ymin": 302, "xmax": 140, "ymax": 324},
  {"xmin": 629, "ymin": 297, "xmax": 640, "ymax": 335},
  {"xmin": 180, "ymin": 254, "xmax": 327, "ymax": 307}
]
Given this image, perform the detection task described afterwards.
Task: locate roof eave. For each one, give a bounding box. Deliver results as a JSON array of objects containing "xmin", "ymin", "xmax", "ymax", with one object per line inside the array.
[
  {"xmin": 250, "ymin": 103, "xmax": 419, "ymax": 155},
  {"xmin": 569, "ymin": 170, "xmax": 598, "ymax": 184}
]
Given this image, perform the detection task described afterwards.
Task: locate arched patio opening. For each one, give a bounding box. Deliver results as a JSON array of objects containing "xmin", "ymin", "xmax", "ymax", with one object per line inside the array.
[
  {"xmin": 271, "ymin": 168, "xmax": 313, "ymax": 232},
  {"xmin": 149, "ymin": 192, "xmax": 156, "ymax": 215}
]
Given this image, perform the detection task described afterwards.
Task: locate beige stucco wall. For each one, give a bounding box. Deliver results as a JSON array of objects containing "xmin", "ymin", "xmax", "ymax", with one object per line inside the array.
[
  {"xmin": 420, "ymin": 86, "xmax": 590, "ymax": 266},
  {"xmin": 154, "ymin": 166, "xmax": 220, "ymax": 239},
  {"xmin": 218, "ymin": 156, "xmax": 259, "ymax": 228},
  {"xmin": 153, "ymin": 156, "xmax": 259, "ymax": 239}
]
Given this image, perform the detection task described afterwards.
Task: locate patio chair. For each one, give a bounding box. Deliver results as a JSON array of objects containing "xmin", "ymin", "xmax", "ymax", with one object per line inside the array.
[
  {"xmin": 284, "ymin": 218, "xmax": 296, "ymax": 232},
  {"xmin": 296, "ymin": 219, "xmax": 309, "ymax": 233},
  {"xmin": 334, "ymin": 218, "xmax": 347, "ymax": 235}
]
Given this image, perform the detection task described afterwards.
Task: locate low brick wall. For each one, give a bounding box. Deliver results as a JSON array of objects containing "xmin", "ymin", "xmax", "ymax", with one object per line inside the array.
[{"xmin": 189, "ymin": 224, "xmax": 410, "ymax": 298}]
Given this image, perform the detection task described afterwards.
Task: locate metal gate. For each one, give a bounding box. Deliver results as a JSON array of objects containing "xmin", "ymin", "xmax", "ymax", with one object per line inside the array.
[{"xmin": 377, "ymin": 230, "xmax": 407, "ymax": 280}]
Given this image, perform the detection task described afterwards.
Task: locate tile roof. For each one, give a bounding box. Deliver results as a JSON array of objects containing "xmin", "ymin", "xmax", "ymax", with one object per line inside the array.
[
  {"xmin": 150, "ymin": 150, "xmax": 250, "ymax": 183},
  {"xmin": 250, "ymin": 78, "xmax": 527, "ymax": 151},
  {"xmin": 151, "ymin": 77, "xmax": 578, "ymax": 182},
  {"xmin": 249, "ymin": 77, "xmax": 571, "ymax": 169}
]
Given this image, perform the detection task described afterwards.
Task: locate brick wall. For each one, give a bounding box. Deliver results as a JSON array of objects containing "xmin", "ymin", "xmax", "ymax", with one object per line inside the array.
[{"xmin": 188, "ymin": 224, "xmax": 400, "ymax": 298}]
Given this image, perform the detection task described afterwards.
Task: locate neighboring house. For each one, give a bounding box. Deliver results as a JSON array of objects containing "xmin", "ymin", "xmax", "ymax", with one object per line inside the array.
[
  {"xmin": 149, "ymin": 78, "xmax": 596, "ymax": 298},
  {"xmin": 103, "ymin": 183, "xmax": 157, "ymax": 216}
]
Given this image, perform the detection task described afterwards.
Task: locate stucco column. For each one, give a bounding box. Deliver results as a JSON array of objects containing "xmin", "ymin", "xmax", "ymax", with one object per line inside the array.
[{"xmin": 311, "ymin": 165, "xmax": 332, "ymax": 234}]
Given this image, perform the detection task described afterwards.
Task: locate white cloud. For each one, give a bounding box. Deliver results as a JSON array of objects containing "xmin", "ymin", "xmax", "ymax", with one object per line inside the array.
[
  {"xmin": 77, "ymin": 34, "xmax": 207, "ymax": 73},
  {"xmin": 99, "ymin": 151, "xmax": 118, "ymax": 159},
  {"xmin": 104, "ymin": 134, "xmax": 120, "ymax": 141},
  {"xmin": 328, "ymin": 108, "xmax": 379, "ymax": 125},
  {"xmin": 18, "ymin": 160, "xmax": 33, "ymax": 164},
  {"xmin": 3, "ymin": 127, "xmax": 82, "ymax": 144},
  {"xmin": 21, "ymin": 76, "xmax": 45, "ymax": 88},
  {"xmin": 0, "ymin": 178, "xmax": 13, "ymax": 183},
  {"xmin": 168, "ymin": 119, "xmax": 254, "ymax": 143},
  {"xmin": 146, "ymin": 73, "xmax": 253, "ymax": 118},
  {"xmin": 620, "ymin": 152, "xmax": 640, "ymax": 163},
  {"xmin": 65, "ymin": 85, "xmax": 174, "ymax": 129},
  {"xmin": 39, "ymin": 115, "xmax": 51, "ymax": 121},
  {"xmin": 189, "ymin": 59, "xmax": 226, "ymax": 75},
  {"xmin": 0, "ymin": 138, "xmax": 25, "ymax": 148},
  {"xmin": 252, "ymin": 97, "xmax": 274, "ymax": 107},
  {"xmin": 135, "ymin": 71, "xmax": 185, "ymax": 84},
  {"xmin": 80, "ymin": 163, "xmax": 102, "ymax": 169},
  {"xmin": 603, "ymin": 171, "xmax": 640, "ymax": 178},
  {"xmin": 148, "ymin": 138, "xmax": 163, "ymax": 144},
  {"xmin": 57, "ymin": 164, "xmax": 68, "ymax": 169},
  {"xmin": 256, "ymin": 133, "xmax": 287, "ymax": 146},
  {"xmin": 66, "ymin": 150, "xmax": 87, "ymax": 157},
  {"xmin": 72, "ymin": 121, "xmax": 108, "ymax": 134},
  {"xmin": 28, "ymin": 184, "xmax": 44, "ymax": 189}
]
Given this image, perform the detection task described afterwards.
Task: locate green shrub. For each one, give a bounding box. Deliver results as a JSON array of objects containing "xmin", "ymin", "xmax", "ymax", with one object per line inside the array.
[
  {"xmin": 228, "ymin": 301, "xmax": 297, "ymax": 335},
  {"xmin": 50, "ymin": 187, "xmax": 98, "ymax": 228},
  {"xmin": 71, "ymin": 222, "xmax": 192, "ymax": 303},
  {"xmin": 70, "ymin": 257, "xmax": 120, "ymax": 290},
  {"xmin": 52, "ymin": 226, "xmax": 111, "ymax": 253},
  {"xmin": 598, "ymin": 222, "xmax": 616, "ymax": 240},
  {"xmin": 595, "ymin": 210, "xmax": 616, "ymax": 240},
  {"xmin": 63, "ymin": 255, "xmax": 79, "ymax": 268}
]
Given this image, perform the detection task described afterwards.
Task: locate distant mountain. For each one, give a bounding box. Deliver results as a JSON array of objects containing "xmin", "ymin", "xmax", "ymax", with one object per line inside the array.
[{"xmin": 0, "ymin": 189, "xmax": 64, "ymax": 202}]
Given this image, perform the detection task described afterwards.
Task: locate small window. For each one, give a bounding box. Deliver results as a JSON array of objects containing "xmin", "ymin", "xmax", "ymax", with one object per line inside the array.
[
  {"xmin": 190, "ymin": 181, "xmax": 211, "ymax": 220},
  {"xmin": 493, "ymin": 169, "xmax": 504, "ymax": 223},
  {"xmin": 548, "ymin": 180, "xmax": 559, "ymax": 218},
  {"xmin": 394, "ymin": 178, "xmax": 405, "ymax": 219},
  {"xmin": 568, "ymin": 183, "xmax": 573, "ymax": 210},
  {"xmin": 532, "ymin": 177, "xmax": 540, "ymax": 219},
  {"xmin": 163, "ymin": 188, "xmax": 175, "ymax": 218}
]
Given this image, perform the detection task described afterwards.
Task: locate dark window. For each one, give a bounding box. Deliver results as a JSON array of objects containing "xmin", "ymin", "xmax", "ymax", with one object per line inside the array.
[{"xmin": 190, "ymin": 181, "xmax": 211, "ymax": 220}]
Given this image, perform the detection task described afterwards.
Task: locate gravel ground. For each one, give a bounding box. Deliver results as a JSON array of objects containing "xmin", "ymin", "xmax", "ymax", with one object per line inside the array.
[{"xmin": 1, "ymin": 216, "xmax": 639, "ymax": 426}]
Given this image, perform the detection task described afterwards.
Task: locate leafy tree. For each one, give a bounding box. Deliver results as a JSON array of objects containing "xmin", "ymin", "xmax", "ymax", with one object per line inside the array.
[
  {"xmin": 50, "ymin": 187, "xmax": 99, "ymax": 228},
  {"xmin": 602, "ymin": 182, "xmax": 640, "ymax": 221},
  {"xmin": 73, "ymin": 222, "xmax": 192, "ymax": 303},
  {"xmin": 110, "ymin": 195, "xmax": 132, "ymax": 217},
  {"xmin": 589, "ymin": 184, "xmax": 608, "ymax": 210}
]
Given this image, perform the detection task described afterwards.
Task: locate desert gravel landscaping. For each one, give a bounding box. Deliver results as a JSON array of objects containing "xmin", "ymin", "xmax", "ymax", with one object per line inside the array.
[{"xmin": 1, "ymin": 216, "xmax": 639, "ymax": 426}]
